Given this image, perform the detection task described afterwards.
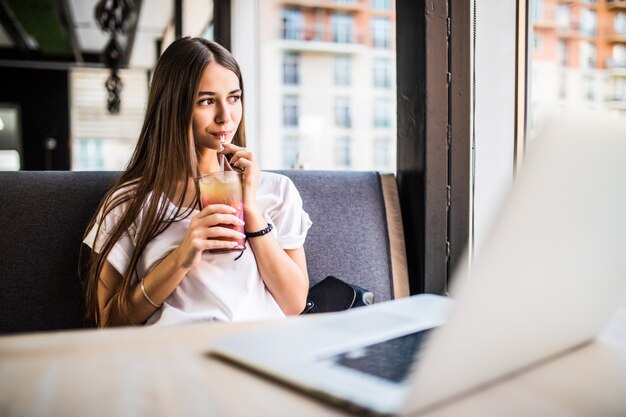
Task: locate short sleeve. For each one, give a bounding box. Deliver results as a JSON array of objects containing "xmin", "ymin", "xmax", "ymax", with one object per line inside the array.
[
  {"xmin": 83, "ymin": 191, "xmax": 136, "ymax": 277},
  {"xmin": 267, "ymin": 176, "xmax": 312, "ymax": 249}
]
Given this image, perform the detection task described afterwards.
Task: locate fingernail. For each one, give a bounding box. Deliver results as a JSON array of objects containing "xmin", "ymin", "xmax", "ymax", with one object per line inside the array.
[{"xmin": 238, "ymin": 219, "xmax": 245, "ymax": 225}]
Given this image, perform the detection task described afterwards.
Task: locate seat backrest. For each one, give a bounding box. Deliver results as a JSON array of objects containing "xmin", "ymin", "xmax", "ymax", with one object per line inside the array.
[
  {"xmin": 0, "ymin": 170, "xmax": 407, "ymax": 335},
  {"xmin": 0, "ymin": 171, "xmax": 119, "ymax": 334}
]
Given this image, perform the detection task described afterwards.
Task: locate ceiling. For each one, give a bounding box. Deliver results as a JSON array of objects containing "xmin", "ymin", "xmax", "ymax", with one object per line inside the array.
[{"xmin": 0, "ymin": 0, "xmax": 174, "ymax": 70}]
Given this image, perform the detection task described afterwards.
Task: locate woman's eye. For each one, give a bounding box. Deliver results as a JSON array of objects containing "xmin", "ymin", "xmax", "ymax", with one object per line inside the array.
[
  {"xmin": 198, "ymin": 98, "xmax": 214, "ymax": 105},
  {"xmin": 228, "ymin": 95, "xmax": 241, "ymax": 103}
]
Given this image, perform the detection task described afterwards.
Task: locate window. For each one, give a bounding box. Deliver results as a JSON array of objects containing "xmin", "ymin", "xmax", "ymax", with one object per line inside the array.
[
  {"xmin": 282, "ymin": 9, "xmax": 303, "ymax": 40},
  {"xmin": 283, "ymin": 52, "xmax": 299, "ymax": 85},
  {"xmin": 583, "ymin": 75, "xmax": 595, "ymax": 101},
  {"xmin": 283, "ymin": 136, "xmax": 300, "ymax": 168},
  {"xmin": 371, "ymin": 17, "xmax": 390, "ymax": 48},
  {"xmin": 335, "ymin": 137, "xmax": 351, "ymax": 168},
  {"xmin": 557, "ymin": 40, "xmax": 568, "ymax": 67},
  {"xmin": 283, "ymin": 95, "xmax": 299, "ymax": 127},
  {"xmin": 373, "ymin": 138, "xmax": 390, "ymax": 167},
  {"xmin": 558, "ymin": 72, "xmax": 567, "ymax": 99},
  {"xmin": 581, "ymin": 9, "xmax": 596, "ymax": 37},
  {"xmin": 335, "ymin": 97, "xmax": 351, "ymax": 128},
  {"xmin": 332, "ymin": 12, "xmax": 354, "ymax": 43},
  {"xmin": 611, "ymin": 77, "xmax": 626, "ymax": 101},
  {"xmin": 615, "ymin": 12, "xmax": 626, "ymax": 36},
  {"xmin": 533, "ymin": 33, "xmax": 541, "ymax": 52},
  {"xmin": 613, "ymin": 44, "xmax": 626, "ymax": 67},
  {"xmin": 373, "ymin": 58, "xmax": 391, "ymax": 88},
  {"xmin": 237, "ymin": 0, "xmax": 397, "ymax": 171},
  {"xmin": 0, "ymin": 150, "xmax": 20, "ymax": 170},
  {"xmin": 75, "ymin": 138, "xmax": 105, "ymax": 170},
  {"xmin": 556, "ymin": 5, "xmax": 570, "ymax": 28},
  {"xmin": 0, "ymin": 105, "xmax": 21, "ymax": 170},
  {"xmin": 334, "ymin": 55, "xmax": 351, "ymax": 86},
  {"xmin": 373, "ymin": 98, "xmax": 391, "ymax": 128},
  {"xmin": 372, "ymin": 0, "xmax": 391, "ymax": 11},
  {"xmin": 581, "ymin": 42, "xmax": 596, "ymax": 69},
  {"xmin": 531, "ymin": 0, "xmax": 542, "ymax": 22}
]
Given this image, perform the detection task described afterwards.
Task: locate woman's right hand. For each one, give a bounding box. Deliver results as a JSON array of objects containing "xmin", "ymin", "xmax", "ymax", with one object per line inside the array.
[{"xmin": 173, "ymin": 204, "xmax": 246, "ymax": 269}]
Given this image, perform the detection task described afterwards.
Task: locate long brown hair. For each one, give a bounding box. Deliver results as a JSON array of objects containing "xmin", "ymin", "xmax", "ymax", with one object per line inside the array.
[{"xmin": 82, "ymin": 37, "xmax": 246, "ymax": 326}]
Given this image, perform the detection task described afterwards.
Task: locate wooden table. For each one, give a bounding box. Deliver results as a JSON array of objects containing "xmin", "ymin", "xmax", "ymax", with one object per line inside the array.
[{"xmin": 1, "ymin": 308, "xmax": 625, "ymax": 417}]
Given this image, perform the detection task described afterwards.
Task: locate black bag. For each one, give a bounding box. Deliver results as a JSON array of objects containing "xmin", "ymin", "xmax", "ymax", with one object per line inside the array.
[{"xmin": 301, "ymin": 275, "xmax": 374, "ymax": 314}]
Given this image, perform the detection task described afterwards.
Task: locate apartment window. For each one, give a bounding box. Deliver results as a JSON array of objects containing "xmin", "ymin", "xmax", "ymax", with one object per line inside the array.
[
  {"xmin": 335, "ymin": 137, "xmax": 351, "ymax": 168},
  {"xmin": 531, "ymin": 0, "xmax": 542, "ymax": 22},
  {"xmin": 335, "ymin": 97, "xmax": 352, "ymax": 128},
  {"xmin": 334, "ymin": 55, "xmax": 351, "ymax": 86},
  {"xmin": 583, "ymin": 75, "xmax": 595, "ymax": 101},
  {"xmin": 283, "ymin": 95, "xmax": 299, "ymax": 127},
  {"xmin": 556, "ymin": 5, "xmax": 569, "ymax": 28},
  {"xmin": 614, "ymin": 44, "xmax": 626, "ymax": 67},
  {"xmin": 372, "ymin": 0, "xmax": 391, "ymax": 11},
  {"xmin": 283, "ymin": 52, "xmax": 299, "ymax": 85},
  {"xmin": 557, "ymin": 40, "xmax": 568, "ymax": 67},
  {"xmin": 581, "ymin": 9, "xmax": 596, "ymax": 37},
  {"xmin": 282, "ymin": 8, "xmax": 303, "ymax": 40},
  {"xmin": 581, "ymin": 42, "xmax": 596, "ymax": 69},
  {"xmin": 615, "ymin": 12, "xmax": 626, "ymax": 36},
  {"xmin": 76, "ymin": 138, "xmax": 105, "ymax": 170},
  {"xmin": 558, "ymin": 72, "xmax": 567, "ymax": 99},
  {"xmin": 371, "ymin": 17, "xmax": 390, "ymax": 48},
  {"xmin": 612, "ymin": 77, "xmax": 626, "ymax": 101},
  {"xmin": 373, "ymin": 98, "xmax": 391, "ymax": 128},
  {"xmin": 283, "ymin": 136, "xmax": 299, "ymax": 168},
  {"xmin": 533, "ymin": 33, "xmax": 541, "ymax": 52},
  {"xmin": 332, "ymin": 12, "xmax": 354, "ymax": 43},
  {"xmin": 373, "ymin": 138, "xmax": 390, "ymax": 167},
  {"xmin": 373, "ymin": 58, "xmax": 391, "ymax": 88}
]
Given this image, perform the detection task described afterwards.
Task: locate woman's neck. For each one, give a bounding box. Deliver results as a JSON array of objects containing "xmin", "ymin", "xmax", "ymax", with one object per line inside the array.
[{"xmin": 197, "ymin": 149, "xmax": 222, "ymax": 175}]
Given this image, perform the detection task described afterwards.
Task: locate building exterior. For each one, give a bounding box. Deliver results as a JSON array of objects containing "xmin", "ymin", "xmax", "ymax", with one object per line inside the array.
[
  {"xmin": 256, "ymin": 0, "xmax": 397, "ymax": 171},
  {"xmin": 531, "ymin": 0, "xmax": 626, "ymax": 125}
]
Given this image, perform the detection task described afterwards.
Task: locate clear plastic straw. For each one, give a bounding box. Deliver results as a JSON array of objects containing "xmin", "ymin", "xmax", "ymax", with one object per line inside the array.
[{"xmin": 219, "ymin": 133, "xmax": 226, "ymax": 170}]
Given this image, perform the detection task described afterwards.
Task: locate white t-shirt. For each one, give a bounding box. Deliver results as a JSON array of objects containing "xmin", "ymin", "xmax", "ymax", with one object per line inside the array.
[{"xmin": 84, "ymin": 172, "xmax": 312, "ymax": 326}]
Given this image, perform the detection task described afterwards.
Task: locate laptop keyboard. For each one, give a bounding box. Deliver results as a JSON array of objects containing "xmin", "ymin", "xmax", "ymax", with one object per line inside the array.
[{"xmin": 323, "ymin": 328, "xmax": 434, "ymax": 383}]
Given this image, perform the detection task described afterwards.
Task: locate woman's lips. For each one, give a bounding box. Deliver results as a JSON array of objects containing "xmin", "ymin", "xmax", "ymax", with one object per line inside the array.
[{"xmin": 211, "ymin": 131, "xmax": 231, "ymax": 138}]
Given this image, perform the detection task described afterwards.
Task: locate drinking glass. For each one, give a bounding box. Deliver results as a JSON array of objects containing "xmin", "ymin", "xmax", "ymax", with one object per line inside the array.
[{"xmin": 196, "ymin": 171, "xmax": 246, "ymax": 253}]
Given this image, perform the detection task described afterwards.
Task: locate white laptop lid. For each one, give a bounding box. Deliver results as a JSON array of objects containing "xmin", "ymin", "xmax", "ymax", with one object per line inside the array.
[
  {"xmin": 211, "ymin": 111, "xmax": 626, "ymax": 416},
  {"xmin": 404, "ymin": 112, "xmax": 626, "ymax": 412}
]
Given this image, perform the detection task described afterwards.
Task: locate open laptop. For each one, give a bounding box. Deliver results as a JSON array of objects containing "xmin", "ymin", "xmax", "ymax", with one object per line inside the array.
[{"xmin": 211, "ymin": 112, "xmax": 626, "ymax": 415}]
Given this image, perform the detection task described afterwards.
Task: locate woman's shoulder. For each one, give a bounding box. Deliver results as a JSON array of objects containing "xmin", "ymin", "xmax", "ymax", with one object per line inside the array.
[
  {"xmin": 99, "ymin": 179, "xmax": 143, "ymax": 219},
  {"xmin": 258, "ymin": 171, "xmax": 298, "ymax": 194}
]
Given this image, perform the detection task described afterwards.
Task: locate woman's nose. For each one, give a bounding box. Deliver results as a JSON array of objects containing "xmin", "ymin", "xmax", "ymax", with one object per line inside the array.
[{"xmin": 215, "ymin": 102, "xmax": 231, "ymax": 124}]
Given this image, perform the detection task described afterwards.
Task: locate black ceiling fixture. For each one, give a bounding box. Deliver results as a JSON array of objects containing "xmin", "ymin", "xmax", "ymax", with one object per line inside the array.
[{"xmin": 94, "ymin": 0, "xmax": 137, "ymax": 114}]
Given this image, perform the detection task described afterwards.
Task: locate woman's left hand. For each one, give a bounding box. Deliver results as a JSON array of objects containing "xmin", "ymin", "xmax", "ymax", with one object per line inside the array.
[{"xmin": 220, "ymin": 143, "xmax": 259, "ymax": 211}]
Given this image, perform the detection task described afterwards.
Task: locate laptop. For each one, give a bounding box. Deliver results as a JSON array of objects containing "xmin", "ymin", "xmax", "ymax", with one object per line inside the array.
[{"xmin": 211, "ymin": 112, "xmax": 626, "ymax": 415}]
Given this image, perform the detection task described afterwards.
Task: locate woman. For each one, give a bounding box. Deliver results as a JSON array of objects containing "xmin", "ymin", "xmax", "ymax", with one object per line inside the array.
[{"xmin": 83, "ymin": 37, "xmax": 311, "ymax": 327}]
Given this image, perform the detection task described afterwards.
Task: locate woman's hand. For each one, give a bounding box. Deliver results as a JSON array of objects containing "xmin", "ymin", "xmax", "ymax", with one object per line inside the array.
[
  {"xmin": 221, "ymin": 143, "xmax": 259, "ymax": 213},
  {"xmin": 173, "ymin": 203, "xmax": 246, "ymax": 269}
]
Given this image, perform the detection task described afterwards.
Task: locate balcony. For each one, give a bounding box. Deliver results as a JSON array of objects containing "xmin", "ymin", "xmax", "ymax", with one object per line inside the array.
[
  {"xmin": 605, "ymin": 96, "xmax": 626, "ymax": 109},
  {"xmin": 280, "ymin": 24, "xmax": 368, "ymax": 53},
  {"xmin": 607, "ymin": 0, "xmax": 626, "ymax": 11},
  {"xmin": 280, "ymin": 0, "xmax": 367, "ymax": 12},
  {"xmin": 605, "ymin": 62, "xmax": 626, "ymax": 77},
  {"xmin": 606, "ymin": 30, "xmax": 626, "ymax": 44}
]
